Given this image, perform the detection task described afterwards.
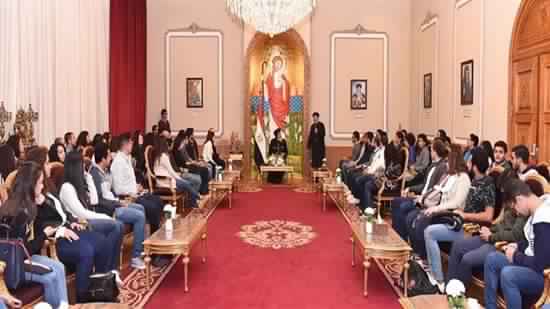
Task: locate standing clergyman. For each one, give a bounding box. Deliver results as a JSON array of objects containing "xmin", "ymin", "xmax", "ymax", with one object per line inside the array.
[{"xmin": 307, "ymin": 112, "xmax": 326, "ymax": 169}]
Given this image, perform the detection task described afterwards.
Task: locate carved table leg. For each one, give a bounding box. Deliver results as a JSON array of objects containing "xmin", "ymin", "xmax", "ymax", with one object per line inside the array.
[
  {"xmin": 145, "ymin": 253, "xmax": 152, "ymax": 289},
  {"xmin": 323, "ymin": 191, "xmax": 327, "ymax": 212},
  {"xmin": 229, "ymin": 189, "xmax": 232, "ymax": 209},
  {"xmin": 183, "ymin": 255, "xmax": 190, "ymax": 292},
  {"xmin": 351, "ymin": 236, "xmax": 356, "ymax": 267},
  {"xmin": 364, "ymin": 257, "xmax": 371, "ymax": 297},
  {"xmin": 201, "ymin": 232, "xmax": 208, "ymax": 263},
  {"xmin": 403, "ymin": 259, "xmax": 410, "ymax": 297}
]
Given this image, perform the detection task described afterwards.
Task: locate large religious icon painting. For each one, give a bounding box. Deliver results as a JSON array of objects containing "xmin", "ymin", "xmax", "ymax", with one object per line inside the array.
[{"xmin": 249, "ymin": 42, "xmax": 305, "ymax": 177}]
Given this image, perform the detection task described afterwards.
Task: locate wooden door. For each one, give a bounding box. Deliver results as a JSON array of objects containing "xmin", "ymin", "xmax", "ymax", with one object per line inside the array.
[
  {"xmin": 510, "ymin": 56, "xmax": 539, "ymax": 155},
  {"xmin": 538, "ymin": 54, "xmax": 550, "ymax": 162}
]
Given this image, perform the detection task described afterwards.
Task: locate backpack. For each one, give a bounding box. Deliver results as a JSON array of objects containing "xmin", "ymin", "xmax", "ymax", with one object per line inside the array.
[{"xmin": 402, "ymin": 259, "xmax": 439, "ymax": 297}]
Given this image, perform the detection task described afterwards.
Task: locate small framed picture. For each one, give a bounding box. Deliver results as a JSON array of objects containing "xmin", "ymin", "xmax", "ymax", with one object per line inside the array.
[
  {"xmin": 350, "ymin": 79, "xmax": 367, "ymax": 110},
  {"xmin": 424, "ymin": 73, "xmax": 432, "ymax": 109},
  {"xmin": 186, "ymin": 77, "xmax": 203, "ymax": 108},
  {"xmin": 460, "ymin": 60, "xmax": 474, "ymax": 105}
]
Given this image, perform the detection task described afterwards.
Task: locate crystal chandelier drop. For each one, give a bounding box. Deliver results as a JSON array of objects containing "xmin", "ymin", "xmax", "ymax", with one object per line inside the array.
[{"xmin": 226, "ymin": 0, "xmax": 317, "ymax": 37}]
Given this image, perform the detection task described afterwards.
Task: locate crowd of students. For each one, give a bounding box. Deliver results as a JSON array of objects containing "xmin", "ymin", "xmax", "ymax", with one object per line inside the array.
[
  {"xmin": 0, "ymin": 118, "xmax": 226, "ymax": 307},
  {"xmin": 341, "ymin": 129, "xmax": 550, "ymax": 309}
]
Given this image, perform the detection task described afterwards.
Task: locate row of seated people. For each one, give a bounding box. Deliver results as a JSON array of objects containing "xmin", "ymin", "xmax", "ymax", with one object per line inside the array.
[
  {"xmin": 0, "ymin": 127, "xmax": 228, "ymax": 308},
  {"xmin": 339, "ymin": 128, "xmax": 550, "ymax": 309}
]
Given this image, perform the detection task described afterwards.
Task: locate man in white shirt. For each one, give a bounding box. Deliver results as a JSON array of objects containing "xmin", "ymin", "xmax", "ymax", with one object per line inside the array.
[
  {"xmin": 111, "ymin": 133, "xmax": 162, "ymax": 234},
  {"xmin": 347, "ymin": 131, "xmax": 388, "ymax": 208}
]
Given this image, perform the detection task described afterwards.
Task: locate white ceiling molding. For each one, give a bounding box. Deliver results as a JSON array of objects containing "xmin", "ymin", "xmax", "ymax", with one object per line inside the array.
[
  {"xmin": 165, "ymin": 23, "xmax": 224, "ymax": 137},
  {"xmin": 329, "ymin": 25, "xmax": 389, "ymax": 139}
]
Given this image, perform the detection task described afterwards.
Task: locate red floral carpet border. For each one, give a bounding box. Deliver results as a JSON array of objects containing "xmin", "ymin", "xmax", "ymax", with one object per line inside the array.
[{"xmin": 119, "ymin": 256, "xmax": 179, "ymax": 308}]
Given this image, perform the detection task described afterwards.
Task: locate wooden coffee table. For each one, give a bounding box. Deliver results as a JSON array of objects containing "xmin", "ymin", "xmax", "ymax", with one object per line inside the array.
[
  {"xmin": 223, "ymin": 169, "xmax": 241, "ymax": 192},
  {"xmin": 143, "ymin": 211, "xmax": 207, "ymax": 292},
  {"xmin": 258, "ymin": 165, "xmax": 294, "ymax": 184},
  {"xmin": 350, "ymin": 221, "xmax": 411, "ymax": 297},
  {"xmin": 321, "ymin": 178, "xmax": 346, "ymax": 212},
  {"xmin": 209, "ymin": 177, "xmax": 234, "ymax": 209},
  {"xmin": 70, "ymin": 304, "xmax": 129, "ymax": 309},
  {"xmin": 311, "ymin": 169, "xmax": 332, "ymax": 192}
]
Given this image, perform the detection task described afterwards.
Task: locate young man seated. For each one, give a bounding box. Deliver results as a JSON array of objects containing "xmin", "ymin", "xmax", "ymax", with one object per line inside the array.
[
  {"xmin": 391, "ymin": 140, "xmax": 449, "ymax": 240},
  {"xmin": 346, "ymin": 131, "xmax": 387, "ymax": 208},
  {"xmin": 484, "ymin": 179, "xmax": 550, "ymax": 309},
  {"xmin": 446, "ymin": 199, "xmax": 526, "ymax": 286},
  {"xmin": 511, "ymin": 144, "xmax": 540, "ymax": 181},
  {"xmin": 490, "ymin": 140, "xmax": 512, "ymax": 172},
  {"xmin": 463, "ymin": 133, "xmax": 479, "ymax": 162},
  {"xmin": 342, "ymin": 132, "xmax": 374, "ymax": 187},
  {"xmin": 89, "ymin": 142, "xmax": 148, "ymax": 269},
  {"xmin": 339, "ymin": 131, "xmax": 361, "ymax": 170}
]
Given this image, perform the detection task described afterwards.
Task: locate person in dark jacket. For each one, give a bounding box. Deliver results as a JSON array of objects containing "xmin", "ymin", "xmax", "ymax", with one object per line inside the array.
[
  {"xmin": 158, "ymin": 109, "xmax": 171, "ymax": 138},
  {"xmin": 307, "ymin": 112, "xmax": 326, "ymax": 169},
  {"xmin": 484, "ymin": 179, "xmax": 550, "ymax": 309},
  {"xmin": 267, "ymin": 128, "xmax": 288, "ymax": 183},
  {"xmin": 185, "ymin": 128, "xmax": 200, "ymax": 161},
  {"xmin": 0, "ymin": 162, "xmax": 69, "ymax": 308},
  {"xmin": 172, "ymin": 131, "xmax": 210, "ymax": 194}
]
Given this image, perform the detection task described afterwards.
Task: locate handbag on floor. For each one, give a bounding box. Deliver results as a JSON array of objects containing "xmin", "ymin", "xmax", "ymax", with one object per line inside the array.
[
  {"xmin": 0, "ymin": 223, "xmax": 29, "ymax": 289},
  {"xmin": 402, "ymin": 259, "xmax": 439, "ymax": 297},
  {"xmin": 85, "ymin": 272, "xmax": 120, "ymax": 303}
]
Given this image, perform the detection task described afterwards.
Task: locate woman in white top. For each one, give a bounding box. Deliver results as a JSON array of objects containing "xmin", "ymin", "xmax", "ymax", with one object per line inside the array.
[
  {"xmin": 404, "ymin": 146, "xmax": 471, "ymax": 259},
  {"xmin": 153, "ymin": 137, "xmax": 200, "ymax": 208},
  {"xmin": 202, "ymin": 128, "xmax": 226, "ymax": 174},
  {"xmin": 59, "ymin": 151, "xmax": 123, "ymax": 271}
]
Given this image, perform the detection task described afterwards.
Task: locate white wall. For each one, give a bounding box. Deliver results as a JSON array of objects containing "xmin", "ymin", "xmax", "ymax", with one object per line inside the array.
[{"xmin": 410, "ymin": 0, "xmax": 521, "ymax": 143}]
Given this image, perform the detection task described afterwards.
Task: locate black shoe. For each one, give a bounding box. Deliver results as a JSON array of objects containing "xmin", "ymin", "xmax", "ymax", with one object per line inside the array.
[{"xmin": 152, "ymin": 255, "xmax": 171, "ymax": 268}]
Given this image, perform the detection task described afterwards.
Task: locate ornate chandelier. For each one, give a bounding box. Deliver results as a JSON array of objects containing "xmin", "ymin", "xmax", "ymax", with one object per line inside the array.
[{"xmin": 226, "ymin": 0, "xmax": 317, "ymax": 37}]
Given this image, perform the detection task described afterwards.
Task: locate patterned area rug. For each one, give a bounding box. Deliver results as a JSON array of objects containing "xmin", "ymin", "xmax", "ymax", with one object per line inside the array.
[
  {"xmin": 237, "ymin": 183, "xmax": 263, "ymax": 193},
  {"xmin": 237, "ymin": 220, "xmax": 317, "ymax": 249},
  {"xmin": 119, "ymin": 256, "xmax": 179, "ymax": 308}
]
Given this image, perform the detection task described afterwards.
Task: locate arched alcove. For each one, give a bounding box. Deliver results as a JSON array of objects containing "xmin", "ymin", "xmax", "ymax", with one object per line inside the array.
[
  {"xmin": 243, "ymin": 29, "xmax": 311, "ymax": 179},
  {"xmin": 509, "ymin": 0, "xmax": 550, "ymax": 162}
]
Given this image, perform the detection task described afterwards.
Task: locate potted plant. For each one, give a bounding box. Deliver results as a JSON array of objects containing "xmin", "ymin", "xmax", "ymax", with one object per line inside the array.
[
  {"xmin": 335, "ymin": 168, "xmax": 342, "ymax": 183},
  {"xmin": 446, "ymin": 279, "xmax": 466, "ymax": 309},
  {"xmin": 363, "ymin": 208, "xmax": 376, "ymax": 234}
]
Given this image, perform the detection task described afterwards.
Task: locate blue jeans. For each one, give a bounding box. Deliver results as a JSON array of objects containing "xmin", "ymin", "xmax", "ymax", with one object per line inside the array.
[
  {"xmin": 391, "ymin": 197, "xmax": 416, "ymax": 240},
  {"xmin": 87, "ymin": 218, "xmax": 123, "ymax": 270},
  {"xmin": 0, "ymin": 300, "xmax": 6, "ymax": 309},
  {"xmin": 447, "ymin": 236, "xmax": 495, "ymax": 285},
  {"xmin": 175, "ymin": 178, "xmax": 200, "ymax": 208},
  {"xmin": 181, "ymin": 173, "xmax": 202, "ymax": 193},
  {"xmin": 484, "ymin": 252, "xmax": 545, "ymax": 309},
  {"xmin": 424, "ymin": 224, "xmax": 464, "ymax": 282},
  {"xmin": 114, "ymin": 204, "xmax": 145, "ymax": 258},
  {"xmin": 57, "ymin": 230, "xmax": 110, "ymax": 298},
  {"xmin": 25, "ymin": 255, "xmax": 68, "ymax": 308}
]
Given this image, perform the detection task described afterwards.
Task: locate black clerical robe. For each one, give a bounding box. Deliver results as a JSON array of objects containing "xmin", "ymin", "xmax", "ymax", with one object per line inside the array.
[{"xmin": 307, "ymin": 122, "xmax": 326, "ymax": 168}]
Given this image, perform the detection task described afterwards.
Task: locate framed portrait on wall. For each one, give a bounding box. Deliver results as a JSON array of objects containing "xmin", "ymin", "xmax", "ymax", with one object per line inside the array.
[
  {"xmin": 424, "ymin": 73, "xmax": 432, "ymax": 109},
  {"xmin": 186, "ymin": 77, "xmax": 203, "ymax": 108},
  {"xmin": 350, "ymin": 79, "xmax": 367, "ymax": 110},
  {"xmin": 460, "ymin": 60, "xmax": 474, "ymax": 105}
]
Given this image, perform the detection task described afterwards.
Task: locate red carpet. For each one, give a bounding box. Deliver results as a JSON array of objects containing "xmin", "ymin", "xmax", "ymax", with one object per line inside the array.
[{"xmin": 145, "ymin": 187, "xmax": 401, "ymax": 308}]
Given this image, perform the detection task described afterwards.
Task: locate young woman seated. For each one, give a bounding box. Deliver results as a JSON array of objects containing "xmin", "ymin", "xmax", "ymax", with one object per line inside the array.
[
  {"xmin": 59, "ymin": 151, "xmax": 123, "ymax": 274},
  {"xmin": 153, "ymin": 136, "xmax": 201, "ymax": 208},
  {"xmin": 26, "ymin": 146, "xmax": 118, "ymax": 302},
  {"xmin": 172, "ymin": 131, "xmax": 210, "ymax": 195},
  {"xmin": 411, "ymin": 148, "xmax": 495, "ymax": 291},
  {"xmin": 0, "ymin": 162, "xmax": 69, "ymax": 308},
  {"xmin": 48, "ymin": 142, "xmax": 66, "ymax": 163},
  {"xmin": 202, "ymin": 128, "xmax": 226, "ymax": 175}
]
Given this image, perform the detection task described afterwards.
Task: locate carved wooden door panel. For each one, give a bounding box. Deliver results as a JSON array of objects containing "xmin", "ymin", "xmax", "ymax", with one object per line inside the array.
[
  {"xmin": 510, "ymin": 57, "xmax": 539, "ymax": 158},
  {"xmin": 539, "ymin": 54, "xmax": 550, "ymax": 162}
]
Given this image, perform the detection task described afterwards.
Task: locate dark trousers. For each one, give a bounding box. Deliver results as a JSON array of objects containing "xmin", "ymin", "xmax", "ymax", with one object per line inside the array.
[
  {"xmin": 136, "ymin": 193, "xmax": 163, "ymax": 233},
  {"xmin": 391, "ymin": 197, "xmax": 416, "ymax": 240},
  {"xmin": 447, "ymin": 236, "xmax": 496, "ymax": 285},
  {"xmin": 360, "ymin": 177, "xmax": 378, "ymax": 210},
  {"xmin": 188, "ymin": 165, "xmax": 210, "ymax": 194},
  {"xmin": 87, "ymin": 219, "xmax": 123, "ymax": 269},
  {"xmin": 56, "ymin": 230, "xmax": 111, "ymax": 297}
]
